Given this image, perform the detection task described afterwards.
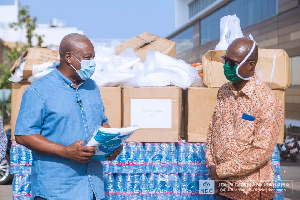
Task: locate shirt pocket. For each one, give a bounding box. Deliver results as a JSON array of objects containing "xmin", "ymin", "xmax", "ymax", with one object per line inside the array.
[
  {"xmin": 235, "ymin": 118, "xmax": 255, "ymax": 144},
  {"xmin": 89, "ymin": 103, "xmax": 104, "ymax": 126}
]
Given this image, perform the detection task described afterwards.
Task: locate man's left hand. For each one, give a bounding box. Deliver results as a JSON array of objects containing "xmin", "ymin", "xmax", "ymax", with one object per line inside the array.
[
  {"xmin": 208, "ymin": 165, "xmax": 219, "ymax": 180},
  {"xmin": 106, "ymin": 145, "xmax": 123, "ymax": 161}
]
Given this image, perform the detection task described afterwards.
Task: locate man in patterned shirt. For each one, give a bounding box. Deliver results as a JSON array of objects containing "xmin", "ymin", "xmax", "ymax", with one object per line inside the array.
[{"xmin": 205, "ymin": 37, "xmax": 283, "ymax": 200}]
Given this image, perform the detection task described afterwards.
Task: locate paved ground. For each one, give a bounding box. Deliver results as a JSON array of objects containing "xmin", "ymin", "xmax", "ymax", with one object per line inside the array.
[
  {"xmin": 280, "ymin": 154, "xmax": 300, "ymax": 200},
  {"xmin": 0, "ymin": 184, "xmax": 11, "ymax": 200}
]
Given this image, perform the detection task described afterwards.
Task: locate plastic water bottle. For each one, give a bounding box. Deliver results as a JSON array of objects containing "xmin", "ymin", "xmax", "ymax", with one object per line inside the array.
[
  {"xmin": 10, "ymin": 141, "xmax": 19, "ymax": 175},
  {"xmin": 274, "ymin": 190, "xmax": 284, "ymax": 200},
  {"xmin": 274, "ymin": 174, "xmax": 284, "ymax": 192},
  {"xmin": 102, "ymin": 160, "xmax": 110, "ymax": 174},
  {"xmin": 131, "ymin": 174, "xmax": 140, "ymax": 200},
  {"xmin": 188, "ymin": 173, "xmax": 199, "ymax": 199},
  {"xmin": 144, "ymin": 143, "xmax": 153, "ymax": 173},
  {"xmin": 170, "ymin": 172, "xmax": 181, "ymax": 200},
  {"xmin": 152, "ymin": 143, "xmax": 162, "ymax": 173},
  {"xmin": 115, "ymin": 173, "xmax": 123, "ymax": 200},
  {"xmin": 19, "ymin": 145, "xmax": 28, "ymax": 175},
  {"xmin": 104, "ymin": 172, "xmax": 115, "ymax": 200},
  {"xmin": 128, "ymin": 142, "xmax": 137, "ymax": 173},
  {"xmin": 124, "ymin": 173, "xmax": 133, "ymax": 198},
  {"xmin": 177, "ymin": 142, "xmax": 186, "ymax": 173},
  {"xmin": 180, "ymin": 173, "xmax": 189, "ymax": 200},
  {"xmin": 160, "ymin": 143, "xmax": 170, "ymax": 173},
  {"xmin": 200, "ymin": 143, "xmax": 209, "ymax": 174},
  {"xmin": 193, "ymin": 143, "xmax": 202, "ymax": 173},
  {"xmin": 186, "ymin": 143, "xmax": 196, "ymax": 173},
  {"xmin": 273, "ymin": 161, "xmax": 281, "ymax": 175},
  {"xmin": 26, "ymin": 148, "xmax": 33, "ymax": 175},
  {"xmin": 136, "ymin": 142, "xmax": 145, "ymax": 173},
  {"xmin": 271, "ymin": 145, "xmax": 280, "ymax": 161},
  {"xmin": 21, "ymin": 175, "xmax": 31, "ymax": 199},
  {"xmin": 117, "ymin": 143, "xmax": 129, "ymax": 173},
  {"xmin": 111, "ymin": 158, "xmax": 118, "ymax": 174},
  {"xmin": 156, "ymin": 173, "xmax": 167, "ymax": 199},
  {"xmin": 12, "ymin": 175, "xmax": 21, "ymax": 199},
  {"xmin": 169, "ymin": 143, "xmax": 178, "ymax": 173},
  {"xmin": 148, "ymin": 173, "xmax": 156, "ymax": 199},
  {"xmin": 140, "ymin": 173, "xmax": 148, "ymax": 200}
]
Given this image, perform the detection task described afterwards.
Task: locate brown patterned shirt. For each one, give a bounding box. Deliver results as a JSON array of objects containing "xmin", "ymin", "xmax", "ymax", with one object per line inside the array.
[{"xmin": 205, "ymin": 75, "xmax": 283, "ymax": 200}]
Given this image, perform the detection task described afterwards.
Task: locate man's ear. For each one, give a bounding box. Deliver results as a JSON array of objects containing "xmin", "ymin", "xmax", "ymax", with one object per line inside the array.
[
  {"xmin": 65, "ymin": 52, "xmax": 72, "ymax": 64},
  {"xmin": 249, "ymin": 61, "xmax": 256, "ymax": 72}
]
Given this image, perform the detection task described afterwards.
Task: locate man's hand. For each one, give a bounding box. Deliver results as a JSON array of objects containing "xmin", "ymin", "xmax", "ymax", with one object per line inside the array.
[
  {"xmin": 106, "ymin": 145, "xmax": 123, "ymax": 161},
  {"xmin": 64, "ymin": 140, "xmax": 96, "ymax": 163},
  {"xmin": 208, "ymin": 165, "xmax": 219, "ymax": 180}
]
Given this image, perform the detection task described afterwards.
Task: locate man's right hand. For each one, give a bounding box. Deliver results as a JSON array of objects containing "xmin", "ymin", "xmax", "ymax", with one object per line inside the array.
[{"xmin": 64, "ymin": 141, "xmax": 96, "ymax": 163}]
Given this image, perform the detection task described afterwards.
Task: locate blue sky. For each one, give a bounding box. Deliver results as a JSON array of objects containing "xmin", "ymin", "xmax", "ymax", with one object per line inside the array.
[{"xmin": 18, "ymin": 0, "xmax": 175, "ymax": 40}]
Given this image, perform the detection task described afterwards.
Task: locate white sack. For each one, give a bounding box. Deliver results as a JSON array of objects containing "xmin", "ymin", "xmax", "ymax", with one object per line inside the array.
[{"xmin": 215, "ymin": 14, "xmax": 244, "ymax": 50}]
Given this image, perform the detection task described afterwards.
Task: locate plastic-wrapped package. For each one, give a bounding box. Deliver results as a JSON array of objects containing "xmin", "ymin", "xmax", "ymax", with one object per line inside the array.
[
  {"xmin": 91, "ymin": 48, "xmax": 142, "ymax": 87},
  {"xmin": 135, "ymin": 50, "xmax": 204, "ymax": 89},
  {"xmin": 83, "ymin": 126, "xmax": 139, "ymax": 160},
  {"xmin": 215, "ymin": 14, "xmax": 244, "ymax": 50},
  {"xmin": 9, "ymin": 59, "xmax": 26, "ymax": 83},
  {"xmin": 28, "ymin": 61, "xmax": 59, "ymax": 83}
]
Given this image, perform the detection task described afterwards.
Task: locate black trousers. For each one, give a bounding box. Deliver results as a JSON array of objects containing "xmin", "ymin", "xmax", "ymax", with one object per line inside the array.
[{"xmin": 215, "ymin": 194, "xmax": 232, "ymax": 200}]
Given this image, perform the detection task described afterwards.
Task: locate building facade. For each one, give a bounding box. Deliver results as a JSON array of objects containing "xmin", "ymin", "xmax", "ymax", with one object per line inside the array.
[
  {"xmin": 167, "ymin": 0, "xmax": 300, "ymax": 86},
  {"xmin": 168, "ymin": 0, "xmax": 300, "ymax": 124}
]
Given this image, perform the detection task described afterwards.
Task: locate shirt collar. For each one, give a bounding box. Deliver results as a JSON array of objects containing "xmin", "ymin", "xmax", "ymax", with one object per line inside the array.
[
  {"xmin": 229, "ymin": 75, "xmax": 257, "ymax": 99},
  {"xmin": 53, "ymin": 67, "xmax": 84, "ymax": 89}
]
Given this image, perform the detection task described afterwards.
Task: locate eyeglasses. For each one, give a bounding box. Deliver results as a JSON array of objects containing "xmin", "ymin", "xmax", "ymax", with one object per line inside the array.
[{"xmin": 221, "ymin": 55, "xmax": 255, "ymax": 68}]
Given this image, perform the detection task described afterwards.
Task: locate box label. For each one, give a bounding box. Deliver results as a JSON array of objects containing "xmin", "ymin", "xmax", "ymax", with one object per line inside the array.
[{"xmin": 130, "ymin": 99, "xmax": 172, "ymax": 128}]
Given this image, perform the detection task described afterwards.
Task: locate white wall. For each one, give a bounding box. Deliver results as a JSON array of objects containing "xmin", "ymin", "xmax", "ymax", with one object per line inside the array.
[
  {"xmin": 175, "ymin": 0, "xmax": 189, "ymax": 29},
  {"xmin": 0, "ymin": 25, "xmax": 83, "ymax": 46},
  {"xmin": 0, "ymin": 0, "xmax": 18, "ymax": 26}
]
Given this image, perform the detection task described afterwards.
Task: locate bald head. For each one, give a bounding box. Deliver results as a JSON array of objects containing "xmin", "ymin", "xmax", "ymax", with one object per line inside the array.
[
  {"xmin": 227, "ymin": 37, "xmax": 258, "ymax": 63},
  {"xmin": 59, "ymin": 33, "xmax": 92, "ymax": 57}
]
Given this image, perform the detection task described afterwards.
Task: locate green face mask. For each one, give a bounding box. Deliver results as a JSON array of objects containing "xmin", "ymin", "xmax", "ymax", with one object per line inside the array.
[{"xmin": 223, "ymin": 62, "xmax": 242, "ymax": 83}]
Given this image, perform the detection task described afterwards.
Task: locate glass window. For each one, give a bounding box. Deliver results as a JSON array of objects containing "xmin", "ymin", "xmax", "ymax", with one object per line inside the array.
[
  {"xmin": 189, "ymin": 0, "xmax": 217, "ymax": 18},
  {"xmin": 200, "ymin": 0, "xmax": 278, "ymax": 45},
  {"xmin": 170, "ymin": 26, "xmax": 194, "ymax": 54}
]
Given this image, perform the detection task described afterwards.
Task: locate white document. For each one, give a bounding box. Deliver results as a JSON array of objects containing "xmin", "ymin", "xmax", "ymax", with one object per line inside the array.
[{"xmin": 131, "ymin": 99, "xmax": 172, "ymax": 128}]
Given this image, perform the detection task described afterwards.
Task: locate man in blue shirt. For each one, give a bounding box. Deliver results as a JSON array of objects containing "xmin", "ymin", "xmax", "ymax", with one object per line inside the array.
[{"xmin": 15, "ymin": 33, "xmax": 122, "ymax": 200}]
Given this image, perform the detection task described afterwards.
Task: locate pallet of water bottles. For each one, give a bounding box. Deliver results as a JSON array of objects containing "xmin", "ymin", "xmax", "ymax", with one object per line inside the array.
[
  {"xmin": 102, "ymin": 140, "xmax": 215, "ymax": 200},
  {"xmin": 10, "ymin": 141, "xmax": 33, "ymax": 200}
]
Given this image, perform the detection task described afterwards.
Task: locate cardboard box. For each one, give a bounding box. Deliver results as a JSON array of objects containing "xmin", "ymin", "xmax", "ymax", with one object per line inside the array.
[
  {"xmin": 99, "ymin": 87, "xmax": 122, "ymax": 128},
  {"xmin": 186, "ymin": 87, "xmax": 219, "ymax": 142},
  {"xmin": 122, "ymin": 87, "xmax": 182, "ymax": 142},
  {"xmin": 273, "ymin": 90, "xmax": 285, "ymax": 144},
  {"xmin": 11, "ymin": 82, "xmax": 30, "ymax": 140},
  {"xmin": 11, "ymin": 84, "xmax": 122, "ymax": 139},
  {"xmin": 11, "ymin": 47, "xmax": 59, "ymax": 80},
  {"xmin": 115, "ymin": 32, "xmax": 176, "ymax": 62},
  {"xmin": 186, "ymin": 87, "xmax": 285, "ymax": 144},
  {"xmin": 202, "ymin": 49, "xmax": 291, "ymax": 90}
]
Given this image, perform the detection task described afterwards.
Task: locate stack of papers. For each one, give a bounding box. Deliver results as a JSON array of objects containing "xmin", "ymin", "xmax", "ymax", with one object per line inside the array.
[{"xmin": 83, "ymin": 126, "xmax": 139, "ymax": 160}]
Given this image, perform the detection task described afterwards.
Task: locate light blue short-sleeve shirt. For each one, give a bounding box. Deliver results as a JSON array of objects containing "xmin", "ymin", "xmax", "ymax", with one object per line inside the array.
[{"xmin": 15, "ymin": 68, "xmax": 108, "ymax": 200}]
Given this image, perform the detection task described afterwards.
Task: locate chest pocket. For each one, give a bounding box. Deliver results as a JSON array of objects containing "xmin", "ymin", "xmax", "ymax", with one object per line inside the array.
[
  {"xmin": 89, "ymin": 103, "xmax": 104, "ymax": 127},
  {"xmin": 235, "ymin": 117, "xmax": 255, "ymax": 144}
]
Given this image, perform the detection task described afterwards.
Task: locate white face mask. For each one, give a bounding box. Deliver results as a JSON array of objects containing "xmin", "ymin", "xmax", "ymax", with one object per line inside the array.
[
  {"xmin": 69, "ymin": 54, "xmax": 96, "ymax": 80},
  {"xmin": 236, "ymin": 35, "xmax": 257, "ymax": 81}
]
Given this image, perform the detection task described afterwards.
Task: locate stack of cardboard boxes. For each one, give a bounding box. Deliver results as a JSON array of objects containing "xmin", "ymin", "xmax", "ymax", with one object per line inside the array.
[
  {"xmin": 10, "ymin": 33, "xmax": 290, "ymax": 144},
  {"xmin": 186, "ymin": 49, "xmax": 290, "ymax": 143}
]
